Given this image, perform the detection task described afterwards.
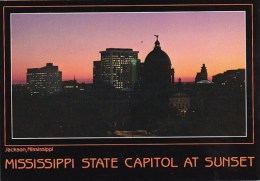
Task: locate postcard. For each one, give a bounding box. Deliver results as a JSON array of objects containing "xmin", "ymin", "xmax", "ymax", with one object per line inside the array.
[{"xmin": 1, "ymin": 0, "xmax": 259, "ymax": 180}]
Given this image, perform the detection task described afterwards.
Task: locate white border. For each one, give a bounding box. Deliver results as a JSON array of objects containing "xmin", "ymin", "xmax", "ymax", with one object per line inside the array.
[{"xmin": 10, "ymin": 11, "xmax": 248, "ymax": 139}]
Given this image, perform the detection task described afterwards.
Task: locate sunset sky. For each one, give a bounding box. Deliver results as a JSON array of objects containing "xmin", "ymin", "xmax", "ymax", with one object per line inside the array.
[{"xmin": 11, "ymin": 11, "xmax": 246, "ymax": 83}]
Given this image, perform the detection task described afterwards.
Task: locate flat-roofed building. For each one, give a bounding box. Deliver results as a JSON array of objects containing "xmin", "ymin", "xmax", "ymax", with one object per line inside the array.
[
  {"xmin": 27, "ymin": 63, "xmax": 62, "ymax": 95},
  {"xmin": 94, "ymin": 48, "xmax": 140, "ymax": 90}
]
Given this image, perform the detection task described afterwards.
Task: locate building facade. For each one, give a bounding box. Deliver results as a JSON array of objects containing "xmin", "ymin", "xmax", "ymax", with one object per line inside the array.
[
  {"xmin": 63, "ymin": 77, "xmax": 78, "ymax": 94},
  {"xmin": 94, "ymin": 48, "xmax": 140, "ymax": 90},
  {"xmin": 169, "ymin": 92, "xmax": 190, "ymax": 115},
  {"xmin": 27, "ymin": 63, "xmax": 62, "ymax": 95},
  {"xmin": 212, "ymin": 69, "xmax": 245, "ymax": 87}
]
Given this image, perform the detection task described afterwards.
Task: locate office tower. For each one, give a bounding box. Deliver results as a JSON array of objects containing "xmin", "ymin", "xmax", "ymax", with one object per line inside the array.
[
  {"xmin": 27, "ymin": 63, "xmax": 62, "ymax": 95},
  {"xmin": 95, "ymin": 48, "xmax": 140, "ymax": 90}
]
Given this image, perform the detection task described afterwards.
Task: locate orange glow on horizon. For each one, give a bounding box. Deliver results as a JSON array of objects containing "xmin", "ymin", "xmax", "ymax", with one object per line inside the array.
[{"xmin": 11, "ymin": 12, "xmax": 246, "ymax": 84}]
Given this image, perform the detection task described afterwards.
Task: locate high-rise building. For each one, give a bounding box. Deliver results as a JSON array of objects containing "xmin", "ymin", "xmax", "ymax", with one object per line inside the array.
[
  {"xmin": 94, "ymin": 48, "xmax": 140, "ymax": 89},
  {"xmin": 195, "ymin": 64, "xmax": 208, "ymax": 83},
  {"xmin": 27, "ymin": 63, "xmax": 62, "ymax": 95}
]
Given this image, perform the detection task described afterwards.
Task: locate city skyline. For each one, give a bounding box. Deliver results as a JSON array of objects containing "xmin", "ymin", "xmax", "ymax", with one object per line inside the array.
[{"xmin": 11, "ymin": 12, "xmax": 246, "ymax": 84}]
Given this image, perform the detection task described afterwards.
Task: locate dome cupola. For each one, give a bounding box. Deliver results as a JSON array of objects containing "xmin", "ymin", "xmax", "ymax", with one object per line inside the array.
[{"xmin": 142, "ymin": 35, "xmax": 174, "ymax": 90}]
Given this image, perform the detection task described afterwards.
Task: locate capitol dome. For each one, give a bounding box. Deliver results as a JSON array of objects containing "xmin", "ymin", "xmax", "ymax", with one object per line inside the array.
[
  {"xmin": 142, "ymin": 36, "xmax": 174, "ymax": 90},
  {"xmin": 145, "ymin": 39, "xmax": 171, "ymax": 66}
]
